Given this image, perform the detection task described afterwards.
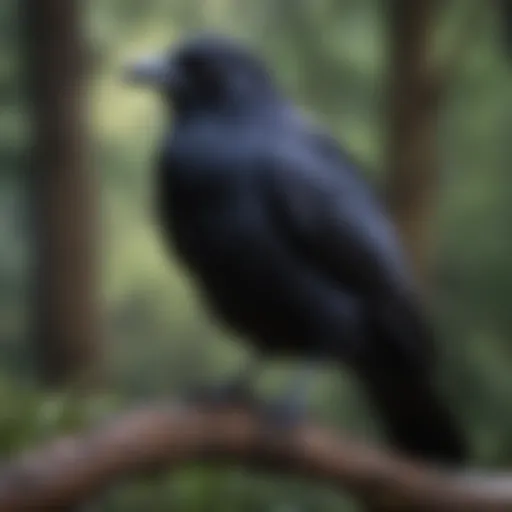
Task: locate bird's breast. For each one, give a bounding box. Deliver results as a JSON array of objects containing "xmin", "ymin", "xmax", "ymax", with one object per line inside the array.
[{"xmin": 161, "ymin": 168, "xmax": 262, "ymax": 271}]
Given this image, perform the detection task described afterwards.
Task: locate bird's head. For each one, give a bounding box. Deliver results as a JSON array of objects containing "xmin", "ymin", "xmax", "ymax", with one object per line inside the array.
[{"xmin": 124, "ymin": 33, "xmax": 279, "ymax": 118}]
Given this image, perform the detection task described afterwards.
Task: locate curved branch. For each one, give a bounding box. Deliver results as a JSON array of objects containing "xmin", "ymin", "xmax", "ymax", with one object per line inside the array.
[{"xmin": 0, "ymin": 404, "xmax": 510, "ymax": 511}]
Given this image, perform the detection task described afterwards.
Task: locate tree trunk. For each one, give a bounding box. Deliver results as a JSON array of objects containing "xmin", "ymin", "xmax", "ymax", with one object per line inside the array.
[
  {"xmin": 499, "ymin": 0, "xmax": 512, "ymax": 58},
  {"xmin": 385, "ymin": 0, "xmax": 439, "ymax": 291},
  {"xmin": 377, "ymin": 3, "xmax": 440, "ymax": 509},
  {"xmin": 24, "ymin": 0, "xmax": 100, "ymax": 387}
]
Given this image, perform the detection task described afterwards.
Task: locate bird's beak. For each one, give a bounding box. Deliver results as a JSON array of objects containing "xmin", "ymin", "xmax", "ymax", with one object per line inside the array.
[{"xmin": 123, "ymin": 54, "xmax": 172, "ymax": 87}]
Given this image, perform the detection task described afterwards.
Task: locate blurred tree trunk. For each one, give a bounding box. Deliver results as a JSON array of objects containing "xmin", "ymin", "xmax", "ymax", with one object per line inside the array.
[
  {"xmin": 24, "ymin": 0, "xmax": 100, "ymax": 387},
  {"xmin": 499, "ymin": 0, "xmax": 512, "ymax": 57},
  {"xmin": 385, "ymin": 0, "xmax": 439, "ymax": 291}
]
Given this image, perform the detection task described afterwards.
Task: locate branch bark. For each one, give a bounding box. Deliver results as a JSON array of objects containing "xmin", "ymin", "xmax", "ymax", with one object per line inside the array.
[{"xmin": 0, "ymin": 404, "xmax": 511, "ymax": 511}]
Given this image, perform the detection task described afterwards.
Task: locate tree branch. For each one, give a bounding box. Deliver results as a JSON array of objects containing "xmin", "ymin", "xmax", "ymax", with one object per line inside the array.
[{"xmin": 0, "ymin": 404, "xmax": 510, "ymax": 511}]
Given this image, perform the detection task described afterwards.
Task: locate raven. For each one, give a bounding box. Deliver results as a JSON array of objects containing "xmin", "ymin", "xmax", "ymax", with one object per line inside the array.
[{"xmin": 125, "ymin": 34, "xmax": 466, "ymax": 463}]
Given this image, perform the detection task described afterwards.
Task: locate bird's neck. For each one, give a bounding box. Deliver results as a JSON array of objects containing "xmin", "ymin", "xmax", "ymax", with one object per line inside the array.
[{"xmin": 173, "ymin": 90, "xmax": 289, "ymax": 126}]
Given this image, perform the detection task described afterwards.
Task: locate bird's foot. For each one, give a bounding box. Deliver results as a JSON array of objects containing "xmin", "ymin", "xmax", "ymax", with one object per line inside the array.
[
  {"xmin": 259, "ymin": 363, "xmax": 315, "ymax": 433},
  {"xmin": 182, "ymin": 379, "xmax": 257, "ymax": 410},
  {"xmin": 260, "ymin": 394, "xmax": 308, "ymax": 433}
]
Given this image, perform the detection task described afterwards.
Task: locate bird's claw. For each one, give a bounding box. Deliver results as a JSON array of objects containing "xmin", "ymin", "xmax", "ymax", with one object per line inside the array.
[
  {"xmin": 181, "ymin": 380, "xmax": 256, "ymax": 409},
  {"xmin": 260, "ymin": 396, "xmax": 308, "ymax": 432}
]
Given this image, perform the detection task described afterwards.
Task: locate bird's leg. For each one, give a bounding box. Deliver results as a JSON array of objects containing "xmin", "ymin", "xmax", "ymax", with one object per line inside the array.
[
  {"xmin": 184, "ymin": 358, "xmax": 259, "ymax": 408},
  {"xmin": 264, "ymin": 361, "xmax": 319, "ymax": 430}
]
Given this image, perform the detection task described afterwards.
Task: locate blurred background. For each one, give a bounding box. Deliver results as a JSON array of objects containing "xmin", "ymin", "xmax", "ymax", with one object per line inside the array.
[{"xmin": 1, "ymin": 0, "xmax": 511, "ymax": 510}]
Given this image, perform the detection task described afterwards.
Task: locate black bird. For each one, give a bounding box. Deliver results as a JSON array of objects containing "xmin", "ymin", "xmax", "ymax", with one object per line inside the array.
[{"xmin": 125, "ymin": 34, "xmax": 466, "ymax": 463}]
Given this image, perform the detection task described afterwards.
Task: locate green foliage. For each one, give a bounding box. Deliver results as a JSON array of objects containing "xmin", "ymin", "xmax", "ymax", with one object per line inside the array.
[
  {"xmin": 0, "ymin": 0, "xmax": 510, "ymax": 509},
  {"xmin": 0, "ymin": 375, "xmax": 120, "ymax": 455}
]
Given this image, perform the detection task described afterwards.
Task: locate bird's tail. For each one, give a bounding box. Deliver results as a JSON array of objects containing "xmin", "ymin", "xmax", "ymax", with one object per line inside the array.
[{"xmin": 356, "ymin": 365, "xmax": 466, "ymax": 464}]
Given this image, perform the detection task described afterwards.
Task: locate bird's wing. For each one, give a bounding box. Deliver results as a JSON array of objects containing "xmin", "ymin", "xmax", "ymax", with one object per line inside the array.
[
  {"xmin": 262, "ymin": 140, "xmax": 434, "ymax": 369},
  {"xmin": 294, "ymin": 113, "xmax": 378, "ymax": 194},
  {"xmin": 264, "ymin": 143, "xmax": 408, "ymax": 293}
]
